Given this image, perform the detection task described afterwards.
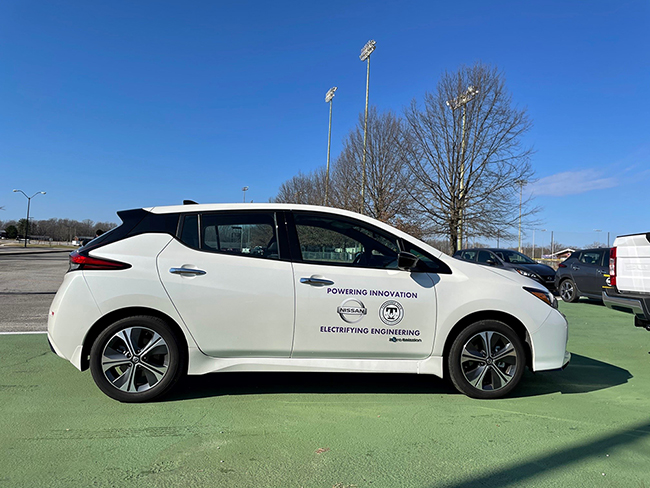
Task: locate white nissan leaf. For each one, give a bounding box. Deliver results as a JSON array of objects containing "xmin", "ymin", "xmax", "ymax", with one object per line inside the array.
[{"xmin": 48, "ymin": 203, "xmax": 570, "ymax": 402}]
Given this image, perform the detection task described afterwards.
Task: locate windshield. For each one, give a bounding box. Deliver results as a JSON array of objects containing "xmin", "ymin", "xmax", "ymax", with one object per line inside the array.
[{"xmin": 493, "ymin": 250, "xmax": 536, "ymax": 265}]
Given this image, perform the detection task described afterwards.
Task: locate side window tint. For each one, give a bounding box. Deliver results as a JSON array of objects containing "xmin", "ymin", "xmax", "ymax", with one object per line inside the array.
[
  {"xmin": 401, "ymin": 242, "xmax": 451, "ymax": 274},
  {"xmin": 461, "ymin": 251, "xmax": 477, "ymax": 261},
  {"xmin": 477, "ymin": 250, "xmax": 492, "ymax": 264},
  {"xmin": 293, "ymin": 213, "xmax": 399, "ymax": 269},
  {"xmin": 579, "ymin": 251, "xmax": 601, "ymax": 265},
  {"xmin": 201, "ymin": 212, "xmax": 279, "ymax": 259},
  {"xmin": 180, "ymin": 214, "xmax": 199, "ymax": 249}
]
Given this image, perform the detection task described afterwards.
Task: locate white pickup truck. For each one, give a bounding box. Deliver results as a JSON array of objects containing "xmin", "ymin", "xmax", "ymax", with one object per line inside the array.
[{"xmin": 602, "ymin": 233, "xmax": 650, "ymax": 330}]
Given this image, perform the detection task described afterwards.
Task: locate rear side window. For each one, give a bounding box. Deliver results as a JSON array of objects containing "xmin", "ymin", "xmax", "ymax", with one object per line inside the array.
[
  {"xmin": 180, "ymin": 214, "xmax": 199, "ymax": 249},
  {"xmin": 200, "ymin": 212, "xmax": 279, "ymax": 260},
  {"xmin": 579, "ymin": 251, "xmax": 602, "ymax": 265}
]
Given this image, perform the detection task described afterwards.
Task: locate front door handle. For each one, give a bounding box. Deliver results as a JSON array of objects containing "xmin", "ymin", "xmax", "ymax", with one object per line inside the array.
[
  {"xmin": 300, "ymin": 276, "xmax": 334, "ymax": 286},
  {"xmin": 170, "ymin": 267, "xmax": 207, "ymax": 276}
]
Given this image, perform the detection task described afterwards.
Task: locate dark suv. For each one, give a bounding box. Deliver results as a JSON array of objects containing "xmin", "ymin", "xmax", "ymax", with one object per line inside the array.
[
  {"xmin": 453, "ymin": 248, "xmax": 556, "ymax": 291},
  {"xmin": 555, "ymin": 248, "xmax": 610, "ymax": 302}
]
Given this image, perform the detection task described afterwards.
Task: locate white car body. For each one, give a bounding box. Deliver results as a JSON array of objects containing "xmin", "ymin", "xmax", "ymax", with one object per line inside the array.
[{"xmin": 48, "ymin": 203, "xmax": 569, "ymax": 401}]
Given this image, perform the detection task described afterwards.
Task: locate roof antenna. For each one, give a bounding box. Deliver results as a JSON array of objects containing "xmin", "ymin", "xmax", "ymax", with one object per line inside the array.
[{"xmin": 183, "ymin": 199, "xmax": 198, "ymax": 205}]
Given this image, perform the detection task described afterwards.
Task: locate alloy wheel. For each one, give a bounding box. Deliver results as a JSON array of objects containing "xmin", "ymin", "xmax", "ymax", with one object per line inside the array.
[
  {"xmin": 100, "ymin": 326, "xmax": 170, "ymax": 393},
  {"xmin": 460, "ymin": 331, "xmax": 518, "ymax": 391}
]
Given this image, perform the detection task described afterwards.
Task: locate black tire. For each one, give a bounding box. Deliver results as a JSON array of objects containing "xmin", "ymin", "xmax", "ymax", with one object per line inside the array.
[
  {"xmin": 90, "ymin": 315, "xmax": 184, "ymax": 402},
  {"xmin": 559, "ymin": 278, "xmax": 579, "ymax": 303},
  {"xmin": 447, "ymin": 320, "xmax": 526, "ymax": 399}
]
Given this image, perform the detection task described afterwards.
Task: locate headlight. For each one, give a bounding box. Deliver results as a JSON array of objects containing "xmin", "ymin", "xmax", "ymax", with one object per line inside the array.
[
  {"xmin": 516, "ymin": 268, "xmax": 538, "ymax": 279},
  {"xmin": 524, "ymin": 286, "xmax": 558, "ymax": 309}
]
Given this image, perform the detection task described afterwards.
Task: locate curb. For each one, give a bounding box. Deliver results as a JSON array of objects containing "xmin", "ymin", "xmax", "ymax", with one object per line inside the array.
[{"xmin": 0, "ymin": 249, "xmax": 74, "ymax": 256}]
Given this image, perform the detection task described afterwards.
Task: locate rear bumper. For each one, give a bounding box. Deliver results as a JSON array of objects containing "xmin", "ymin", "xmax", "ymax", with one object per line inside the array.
[{"xmin": 602, "ymin": 287, "xmax": 650, "ymax": 321}]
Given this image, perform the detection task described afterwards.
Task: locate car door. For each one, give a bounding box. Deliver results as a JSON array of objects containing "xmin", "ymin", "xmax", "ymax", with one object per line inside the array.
[
  {"xmin": 573, "ymin": 250, "xmax": 605, "ymax": 295},
  {"xmin": 288, "ymin": 211, "xmax": 437, "ymax": 359},
  {"xmin": 157, "ymin": 211, "xmax": 294, "ymax": 358}
]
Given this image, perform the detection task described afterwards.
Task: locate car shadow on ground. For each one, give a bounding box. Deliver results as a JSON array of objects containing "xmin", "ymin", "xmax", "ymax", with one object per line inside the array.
[{"xmin": 164, "ymin": 353, "xmax": 631, "ymax": 402}]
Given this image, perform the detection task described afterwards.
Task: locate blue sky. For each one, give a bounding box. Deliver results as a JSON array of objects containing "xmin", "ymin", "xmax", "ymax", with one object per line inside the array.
[{"xmin": 1, "ymin": 0, "xmax": 648, "ymax": 248}]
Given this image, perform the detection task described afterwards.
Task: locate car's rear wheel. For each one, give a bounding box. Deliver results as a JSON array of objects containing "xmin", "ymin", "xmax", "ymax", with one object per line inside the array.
[
  {"xmin": 448, "ymin": 320, "xmax": 525, "ymax": 399},
  {"xmin": 559, "ymin": 278, "xmax": 579, "ymax": 302},
  {"xmin": 90, "ymin": 316, "xmax": 184, "ymax": 402}
]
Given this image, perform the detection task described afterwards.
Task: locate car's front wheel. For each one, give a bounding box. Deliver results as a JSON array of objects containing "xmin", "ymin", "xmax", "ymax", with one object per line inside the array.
[
  {"xmin": 90, "ymin": 316, "xmax": 184, "ymax": 402},
  {"xmin": 559, "ymin": 278, "xmax": 579, "ymax": 303},
  {"xmin": 448, "ymin": 320, "xmax": 526, "ymax": 399}
]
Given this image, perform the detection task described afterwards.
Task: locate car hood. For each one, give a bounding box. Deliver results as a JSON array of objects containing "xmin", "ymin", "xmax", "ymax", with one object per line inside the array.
[{"xmin": 517, "ymin": 263, "xmax": 555, "ymax": 277}]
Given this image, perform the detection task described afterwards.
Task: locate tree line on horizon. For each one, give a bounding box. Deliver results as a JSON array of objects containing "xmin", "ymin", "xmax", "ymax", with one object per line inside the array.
[{"xmin": 0, "ymin": 217, "xmax": 117, "ymax": 241}]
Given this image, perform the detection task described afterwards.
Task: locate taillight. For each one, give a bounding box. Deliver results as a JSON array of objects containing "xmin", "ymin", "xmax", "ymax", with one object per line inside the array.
[
  {"xmin": 69, "ymin": 250, "xmax": 131, "ymax": 271},
  {"xmin": 609, "ymin": 246, "xmax": 616, "ymax": 287},
  {"xmin": 558, "ymin": 263, "xmax": 567, "ymax": 268}
]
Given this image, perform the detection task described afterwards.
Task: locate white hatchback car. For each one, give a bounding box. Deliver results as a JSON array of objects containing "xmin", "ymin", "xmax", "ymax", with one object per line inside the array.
[{"xmin": 48, "ymin": 203, "xmax": 570, "ymax": 402}]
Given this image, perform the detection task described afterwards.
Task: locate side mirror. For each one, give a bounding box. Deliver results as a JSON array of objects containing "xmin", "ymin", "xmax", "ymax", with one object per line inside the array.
[
  {"xmin": 486, "ymin": 258, "xmax": 496, "ymax": 266},
  {"xmin": 398, "ymin": 251, "xmax": 420, "ymax": 271}
]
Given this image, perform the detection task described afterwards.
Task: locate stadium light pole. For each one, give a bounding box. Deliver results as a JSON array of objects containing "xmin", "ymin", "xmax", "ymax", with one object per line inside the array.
[
  {"xmin": 13, "ymin": 189, "xmax": 46, "ymax": 248},
  {"xmin": 446, "ymin": 85, "xmax": 479, "ymax": 251},
  {"xmin": 242, "ymin": 186, "xmax": 249, "ymax": 203},
  {"xmin": 324, "ymin": 86, "xmax": 337, "ymax": 206},
  {"xmin": 359, "ymin": 39, "xmax": 376, "ymax": 215}
]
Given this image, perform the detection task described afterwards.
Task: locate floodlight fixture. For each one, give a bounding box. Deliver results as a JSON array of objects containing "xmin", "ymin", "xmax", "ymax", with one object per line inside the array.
[
  {"xmin": 359, "ymin": 40, "xmax": 376, "ymax": 61},
  {"xmin": 325, "ymin": 86, "xmax": 337, "ymax": 103},
  {"xmin": 446, "ymin": 85, "xmax": 480, "ymax": 110}
]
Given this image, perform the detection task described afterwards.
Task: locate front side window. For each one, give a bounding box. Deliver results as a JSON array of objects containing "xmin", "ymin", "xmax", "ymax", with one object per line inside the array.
[
  {"xmin": 461, "ymin": 251, "xmax": 477, "ymax": 262},
  {"xmin": 201, "ymin": 212, "xmax": 279, "ymax": 259},
  {"xmin": 401, "ymin": 242, "xmax": 452, "ymax": 273},
  {"xmin": 293, "ymin": 213, "xmax": 399, "ymax": 269},
  {"xmin": 477, "ymin": 250, "xmax": 494, "ymax": 264}
]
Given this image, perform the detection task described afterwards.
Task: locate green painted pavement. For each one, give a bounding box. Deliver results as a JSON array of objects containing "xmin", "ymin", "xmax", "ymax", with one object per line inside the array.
[{"xmin": 1, "ymin": 301, "xmax": 649, "ymax": 487}]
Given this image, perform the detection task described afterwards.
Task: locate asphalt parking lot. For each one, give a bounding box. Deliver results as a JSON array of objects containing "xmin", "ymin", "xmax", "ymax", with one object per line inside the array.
[
  {"xmin": 0, "ymin": 249, "xmax": 69, "ymax": 332},
  {"xmin": 1, "ymin": 252, "xmax": 649, "ymax": 487}
]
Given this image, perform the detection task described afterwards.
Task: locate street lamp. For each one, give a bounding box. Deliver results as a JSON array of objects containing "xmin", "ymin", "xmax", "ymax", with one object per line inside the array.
[
  {"xmin": 13, "ymin": 189, "xmax": 46, "ymax": 248},
  {"xmin": 515, "ymin": 180, "xmax": 525, "ymax": 252},
  {"xmin": 359, "ymin": 39, "xmax": 376, "ymax": 214},
  {"xmin": 324, "ymin": 86, "xmax": 338, "ymax": 206},
  {"xmin": 242, "ymin": 186, "xmax": 249, "ymax": 203},
  {"xmin": 446, "ymin": 85, "xmax": 479, "ymax": 251},
  {"xmin": 594, "ymin": 229, "xmax": 602, "ymax": 247}
]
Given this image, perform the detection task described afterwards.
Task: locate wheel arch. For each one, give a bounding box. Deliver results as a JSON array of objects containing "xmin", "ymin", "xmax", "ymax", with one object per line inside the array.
[
  {"xmin": 80, "ymin": 307, "xmax": 189, "ymax": 371},
  {"xmin": 442, "ymin": 310, "xmax": 532, "ymax": 378}
]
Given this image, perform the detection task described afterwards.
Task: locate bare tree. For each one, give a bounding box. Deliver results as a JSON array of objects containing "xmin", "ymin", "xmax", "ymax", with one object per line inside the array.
[
  {"xmin": 330, "ymin": 108, "xmax": 418, "ymax": 229},
  {"xmin": 273, "ymin": 168, "xmax": 327, "ymax": 205},
  {"xmin": 403, "ymin": 62, "xmax": 536, "ymax": 253}
]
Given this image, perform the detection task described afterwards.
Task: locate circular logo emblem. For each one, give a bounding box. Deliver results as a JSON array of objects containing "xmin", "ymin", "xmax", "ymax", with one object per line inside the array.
[
  {"xmin": 379, "ymin": 300, "xmax": 404, "ymax": 326},
  {"xmin": 337, "ymin": 299, "xmax": 367, "ymax": 324}
]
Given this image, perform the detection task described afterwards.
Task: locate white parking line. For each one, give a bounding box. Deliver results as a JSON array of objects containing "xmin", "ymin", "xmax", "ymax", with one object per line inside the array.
[{"xmin": 0, "ymin": 331, "xmax": 48, "ymax": 335}]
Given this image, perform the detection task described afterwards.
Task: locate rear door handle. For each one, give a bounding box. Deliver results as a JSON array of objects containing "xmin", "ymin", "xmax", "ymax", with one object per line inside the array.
[
  {"xmin": 170, "ymin": 267, "xmax": 207, "ymax": 276},
  {"xmin": 572, "ymin": 266, "xmax": 580, "ymax": 271},
  {"xmin": 300, "ymin": 276, "xmax": 334, "ymax": 286}
]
